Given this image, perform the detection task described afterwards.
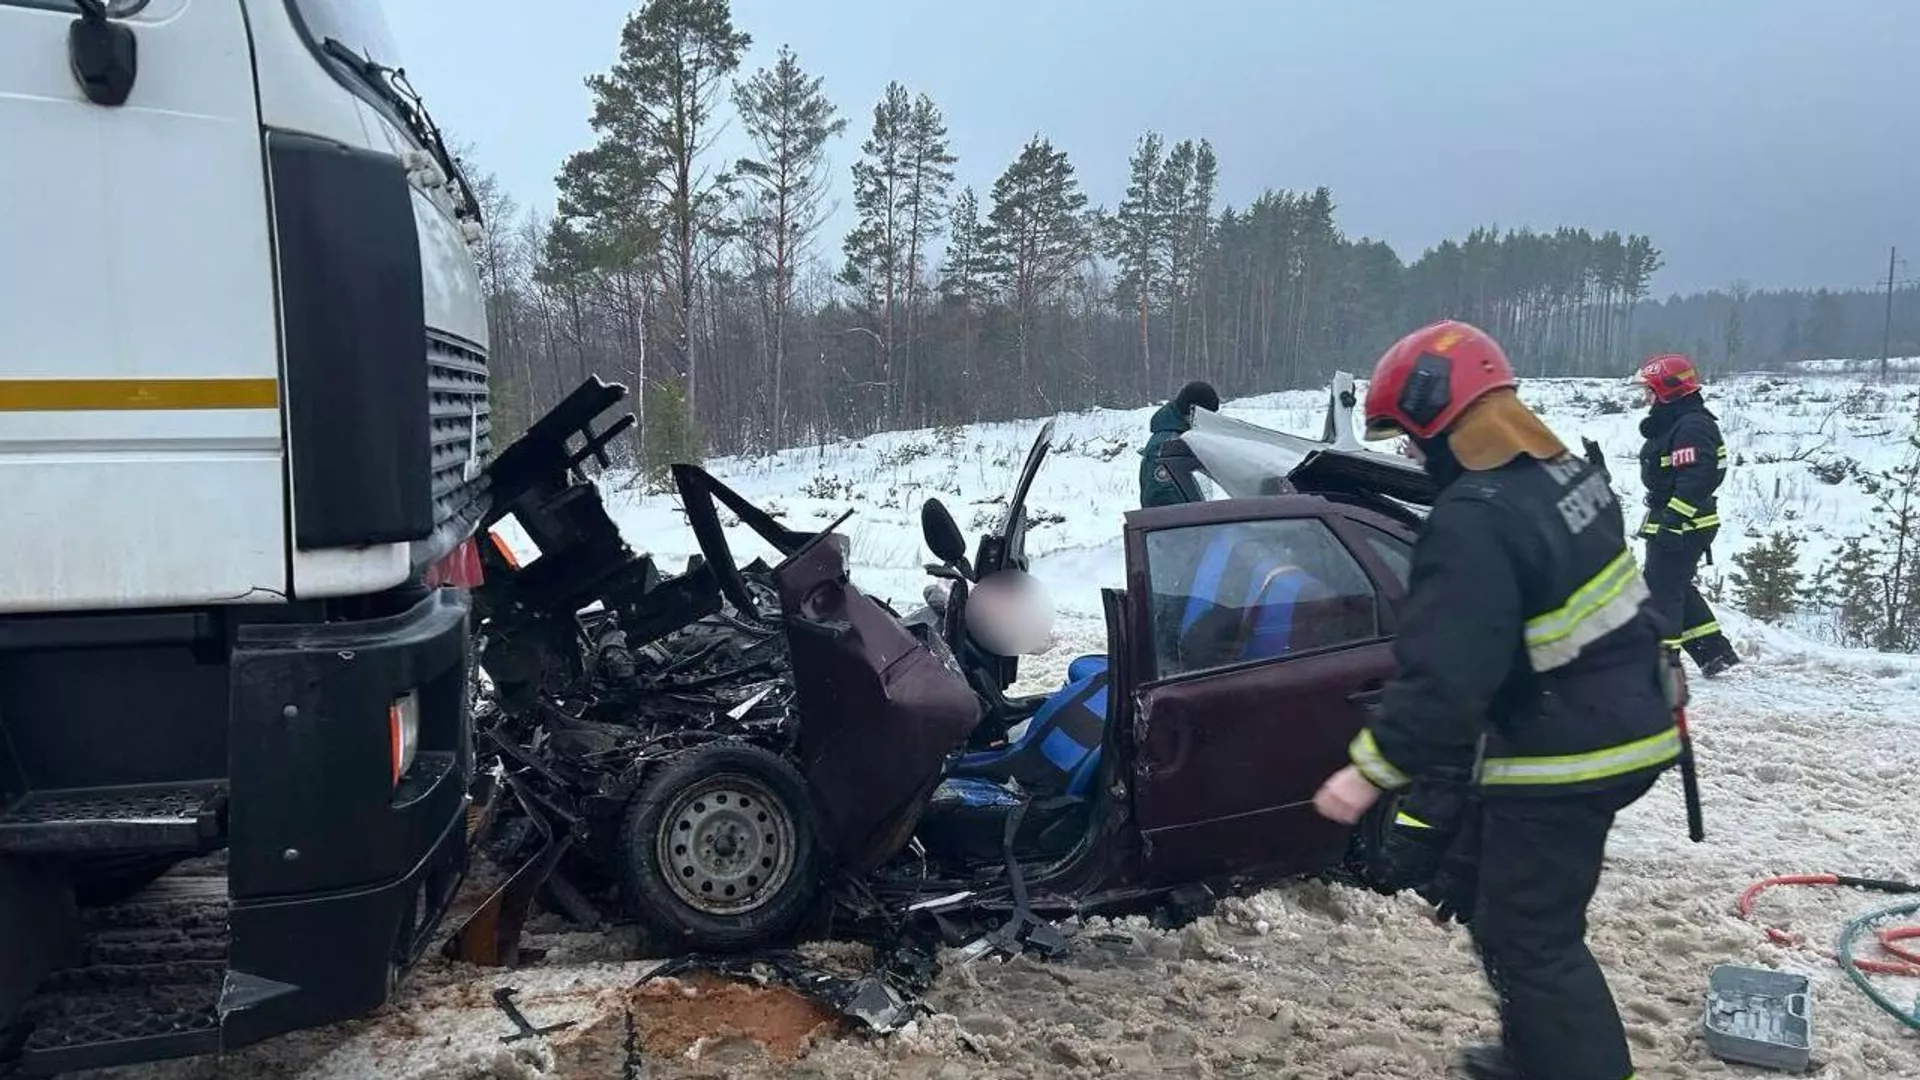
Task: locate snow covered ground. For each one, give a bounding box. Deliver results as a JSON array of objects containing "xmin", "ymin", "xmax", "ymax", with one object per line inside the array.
[{"xmin": 92, "ymin": 371, "xmax": 1920, "ymax": 1079}]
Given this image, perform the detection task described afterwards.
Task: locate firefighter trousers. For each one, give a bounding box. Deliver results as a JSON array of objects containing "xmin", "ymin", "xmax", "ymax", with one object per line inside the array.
[
  {"xmin": 1641, "ymin": 530, "xmax": 1737, "ymax": 669},
  {"xmin": 1469, "ymin": 776, "xmax": 1656, "ymax": 1080}
]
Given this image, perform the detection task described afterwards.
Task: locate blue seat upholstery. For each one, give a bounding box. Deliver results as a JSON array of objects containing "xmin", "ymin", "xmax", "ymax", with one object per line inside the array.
[
  {"xmin": 1066, "ymin": 653, "xmax": 1108, "ymax": 684},
  {"xmin": 1173, "ymin": 525, "xmax": 1326, "ymax": 666},
  {"xmin": 946, "ymin": 655, "xmax": 1111, "ymax": 798}
]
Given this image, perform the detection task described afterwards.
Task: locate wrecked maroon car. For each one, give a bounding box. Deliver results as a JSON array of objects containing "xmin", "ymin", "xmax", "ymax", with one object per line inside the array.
[{"xmin": 453, "ymin": 377, "xmax": 1437, "ymax": 965}]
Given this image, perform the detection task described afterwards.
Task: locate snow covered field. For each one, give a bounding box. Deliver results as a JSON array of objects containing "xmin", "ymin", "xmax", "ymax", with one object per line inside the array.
[{"xmin": 91, "ymin": 371, "xmax": 1920, "ymax": 1079}]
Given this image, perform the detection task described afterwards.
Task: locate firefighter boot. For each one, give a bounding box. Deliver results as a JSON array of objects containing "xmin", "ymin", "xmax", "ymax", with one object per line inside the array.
[
  {"xmin": 1699, "ymin": 652, "xmax": 1742, "ymax": 679},
  {"xmin": 1458, "ymin": 1043, "xmax": 1526, "ymax": 1080}
]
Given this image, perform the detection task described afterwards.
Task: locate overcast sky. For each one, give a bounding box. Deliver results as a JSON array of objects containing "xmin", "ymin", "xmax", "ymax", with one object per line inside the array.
[{"xmin": 384, "ymin": 0, "xmax": 1918, "ymax": 296}]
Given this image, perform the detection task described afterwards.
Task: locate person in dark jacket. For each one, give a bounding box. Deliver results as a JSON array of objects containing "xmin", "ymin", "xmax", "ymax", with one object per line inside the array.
[
  {"xmin": 1633, "ymin": 354, "xmax": 1740, "ymax": 677},
  {"xmin": 1314, "ymin": 321, "xmax": 1677, "ymax": 1080},
  {"xmin": 1138, "ymin": 381, "xmax": 1220, "ymax": 507}
]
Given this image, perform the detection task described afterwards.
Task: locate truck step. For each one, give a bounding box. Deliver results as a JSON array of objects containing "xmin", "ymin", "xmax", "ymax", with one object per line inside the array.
[
  {"xmin": 6, "ymin": 871, "xmax": 228, "ymax": 1075},
  {"xmin": 0, "ymin": 783, "xmax": 224, "ymax": 856}
]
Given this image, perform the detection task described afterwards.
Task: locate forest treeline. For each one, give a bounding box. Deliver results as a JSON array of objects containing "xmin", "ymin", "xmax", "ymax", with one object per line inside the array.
[{"xmin": 463, "ymin": 0, "xmax": 1917, "ymax": 464}]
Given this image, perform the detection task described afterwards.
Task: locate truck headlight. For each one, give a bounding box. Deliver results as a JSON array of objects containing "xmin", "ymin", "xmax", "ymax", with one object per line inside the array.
[{"xmin": 390, "ymin": 691, "xmax": 421, "ymax": 785}]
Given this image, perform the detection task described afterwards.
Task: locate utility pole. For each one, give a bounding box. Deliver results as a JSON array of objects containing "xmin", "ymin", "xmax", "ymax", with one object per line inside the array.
[{"xmin": 1881, "ymin": 245, "xmax": 1897, "ymax": 383}]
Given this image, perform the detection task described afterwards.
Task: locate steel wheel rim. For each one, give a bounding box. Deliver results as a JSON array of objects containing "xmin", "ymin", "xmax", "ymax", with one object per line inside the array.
[{"xmin": 657, "ymin": 771, "xmax": 798, "ymax": 915}]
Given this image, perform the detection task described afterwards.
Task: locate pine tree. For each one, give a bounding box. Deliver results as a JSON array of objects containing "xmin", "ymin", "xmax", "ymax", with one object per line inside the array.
[
  {"xmin": 642, "ymin": 376, "xmax": 700, "ymax": 486},
  {"xmin": 1723, "ymin": 279, "xmax": 1750, "ymax": 373},
  {"xmin": 1157, "ymin": 140, "xmax": 1196, "ymax": 378},
  {"xmin": 841, "ymin": 84, "xmax": 912, "ymax": 422},
  {"xmin": 981, "ymin": 136, "xmax": 1093, "ymax": 380},
  {"xmin": 898, "ymin": 93, "xmax": 956, "ymax": 424},
  {"xmin": 938, "ymin": 186, "xmax": 989, "ymax": 409},
  {"xmin": 1182, "ymin": 140, "xmax": 1218, "ymax": 378},
  {"xmin": 576, "ymin": 0, "xmax": 750, "ymax": 430},
  {"xmin": 1109, "ymin": 132, "xmax": 1164, "ymax": 385},
  {"xmin": 1729, "ymin": 529, "xmax": 1803, "ymax": 622},
  {"xmin": 1818, "ymin": 536, "xmax": 1882, "ymax": 648},
  {"xmin": 1807, "ymin": 289, "xmax": 1845, "ymax": 357},
  {"xmin": 732, "ymin": 45, "xmax": 845, "ymax": 449},
  {"xmin": 939, "ymin": 187, "xmax": 989, "ymax": 307},
  {"xmin": 1875, "ymin": 441, "xmax": 1920, "ymax": 648}
]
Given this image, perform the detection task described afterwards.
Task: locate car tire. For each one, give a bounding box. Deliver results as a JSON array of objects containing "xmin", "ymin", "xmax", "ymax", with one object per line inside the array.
[{"xmin": 617, "ymin": 742, "xmax": 820, "ymax": 952}]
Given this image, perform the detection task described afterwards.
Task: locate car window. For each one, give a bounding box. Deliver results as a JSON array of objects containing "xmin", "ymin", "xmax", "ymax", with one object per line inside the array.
[
  {"xmin": 1357, "ymin": 525, "xmax": 1412, "ymax": 590},
  {"xmin": 1144, "ymin": 517, "xmax": 1380, "ymax": 680}
]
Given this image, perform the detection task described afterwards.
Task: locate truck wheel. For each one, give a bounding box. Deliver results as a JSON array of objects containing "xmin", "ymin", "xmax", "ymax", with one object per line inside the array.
[{"xmin": 618, "ymin": 742, "xmax": 820, "ymax": 952}]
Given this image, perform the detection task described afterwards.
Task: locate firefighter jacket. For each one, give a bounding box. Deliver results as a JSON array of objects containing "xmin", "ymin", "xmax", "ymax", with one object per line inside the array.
[
  {"xmin": 1348, "ymin": 451, "xmax": 1680, "ymax": 797},
  {"xmin": 1637, "ymin": 396, "xmax": 1727, "ymax": 538}
]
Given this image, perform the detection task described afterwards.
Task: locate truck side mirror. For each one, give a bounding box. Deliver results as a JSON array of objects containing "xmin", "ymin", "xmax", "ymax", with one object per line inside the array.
[
  {"xmin": 70, "ymin": 0, "xmax": 139, "ymax": 108},
  {"xmin": 920, "ymin": 499, "xmax": 968, "ymax": 566}
]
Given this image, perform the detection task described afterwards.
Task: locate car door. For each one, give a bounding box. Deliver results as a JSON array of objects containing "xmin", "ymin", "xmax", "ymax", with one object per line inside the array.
[
  {"xmin": 1124, "ymin": 498, "xmax": 1400, "ymax": 885},
  {"xmin": 969, "ymin": 418, "xmax": 1055, "ymax": 691}
]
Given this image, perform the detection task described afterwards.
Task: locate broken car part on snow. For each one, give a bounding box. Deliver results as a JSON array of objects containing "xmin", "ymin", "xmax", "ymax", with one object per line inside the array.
[{"xmin": 438, "ymin": 374, "xmax": 1610, "ymax": 1026}]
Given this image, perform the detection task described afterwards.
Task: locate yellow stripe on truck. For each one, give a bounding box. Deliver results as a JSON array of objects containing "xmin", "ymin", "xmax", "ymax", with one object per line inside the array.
[{"xmin": 0, "ymin": 378, "xmax": 279, "ymax": 412}]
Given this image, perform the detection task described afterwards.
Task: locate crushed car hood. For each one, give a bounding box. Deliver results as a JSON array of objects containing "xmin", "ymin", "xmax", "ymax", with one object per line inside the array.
[{"xmin": 1173, "ymin": 378, "xmax": 1437, "ymax": 511}]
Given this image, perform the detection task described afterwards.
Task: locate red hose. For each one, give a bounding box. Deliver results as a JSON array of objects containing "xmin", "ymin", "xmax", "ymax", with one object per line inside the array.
[
  {"xmin": 1881, "ymin": 926, "xmax": 1920, "ymax": 967},
  {"xmin": 1737, "ymin": 874, "xmax": 1920, "ymax": 977}
]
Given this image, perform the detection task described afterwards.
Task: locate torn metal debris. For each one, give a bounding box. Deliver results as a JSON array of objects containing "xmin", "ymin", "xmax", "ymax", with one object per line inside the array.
[
  {"xmin": 447, "ymin": 374, "xmax": 1439, "ymax": 1008},
  {"xmin": 492, "ymin": 986, "xmax": 577, "ymax": 1045},
  {"xmin": 637, "ymin": 945, "xmax": 937, "ymax": 1035}
]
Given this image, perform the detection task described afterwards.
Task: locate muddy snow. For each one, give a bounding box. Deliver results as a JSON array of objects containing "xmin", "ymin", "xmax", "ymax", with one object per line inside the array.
[{"xmin": 87, "ymin": 374, "xmax": 1920, "ymax": 1079}]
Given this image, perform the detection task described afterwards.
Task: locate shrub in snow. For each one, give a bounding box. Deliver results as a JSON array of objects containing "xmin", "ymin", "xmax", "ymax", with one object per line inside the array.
[
  {"xmin": 1730, "ymin": 531, "xmax": 1806, "ymax": 623},
  {"xmin": 1811, "ymin": 537, "xmax": 1883, "ymax": 650},
  {"xmin": 642, "ymin": 378, "xmax": 702, "ymax": 484},
  {"xmin": 1808, "ymin": 456, "xmax": 1860, "ymax": 485}
]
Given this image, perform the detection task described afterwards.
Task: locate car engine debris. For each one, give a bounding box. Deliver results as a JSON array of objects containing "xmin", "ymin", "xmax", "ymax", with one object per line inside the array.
[{"xmin": 445, "ymin": 376, "xmax": 1408, "ymax": 1042}]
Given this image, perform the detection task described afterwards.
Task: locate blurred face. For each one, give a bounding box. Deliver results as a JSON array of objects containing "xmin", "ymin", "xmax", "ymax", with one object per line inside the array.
[{"xmin": 965, "ymin": 570, "xmax": 1056, "ymax": 656}]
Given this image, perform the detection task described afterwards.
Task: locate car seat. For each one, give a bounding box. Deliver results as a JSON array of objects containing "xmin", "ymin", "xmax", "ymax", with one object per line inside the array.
[
  {"xmin": 944, "ymin": 656, "xmax": 1111, "ymax": 799},
  {"xmin": 1174, "ymin": 526, "xmax": 1324, "ymax": 668},
  {"xmin": 919, "ymin": 656, "xmax": 1112, "ymax": 863}
]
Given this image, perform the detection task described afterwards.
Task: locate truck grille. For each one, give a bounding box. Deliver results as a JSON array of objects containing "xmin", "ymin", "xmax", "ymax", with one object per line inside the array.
[{"xmin": 427, "ymin": 334, "xmax": 490, "ymax": 532}]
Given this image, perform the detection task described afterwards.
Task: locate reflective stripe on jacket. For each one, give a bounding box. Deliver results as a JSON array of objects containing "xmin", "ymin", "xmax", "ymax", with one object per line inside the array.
[
  {"xmin": 1347, "ymin": 450, "xmax": 1678, "ymax": 796},
  {"xmin": 1638, "ymin": 398, "xmax": 1727, "ymax": 537}
]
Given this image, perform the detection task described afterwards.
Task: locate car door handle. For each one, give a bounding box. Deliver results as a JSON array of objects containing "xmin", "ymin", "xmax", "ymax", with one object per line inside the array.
[{"xmin": 1346, "ymin": 683, "xmax": 1385, "ymax": 706}]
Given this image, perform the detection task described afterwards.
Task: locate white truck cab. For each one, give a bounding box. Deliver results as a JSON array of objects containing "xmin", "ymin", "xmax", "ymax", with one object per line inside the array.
[{"xmin": 0, "ymin": 1, "xmax": 491, "ymax": 1071}]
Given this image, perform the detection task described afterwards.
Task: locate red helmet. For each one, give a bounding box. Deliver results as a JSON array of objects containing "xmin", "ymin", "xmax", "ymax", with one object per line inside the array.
[
  {"xmin": 1633, "ymin": 354, "xmax": 1701, "ymax": 403},
  {"xmin": 1362, "ymin": 320, "xmax": 1518, "ymax": 441}
]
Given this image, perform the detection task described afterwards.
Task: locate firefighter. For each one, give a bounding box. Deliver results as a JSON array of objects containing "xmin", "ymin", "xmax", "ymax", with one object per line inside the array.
[
  {"xmin": 1633, "ymin": 354, "xmax": 1741, "ymax": 676},
  {"xmin": 1312, "ymin": 320, "xmax": 1679, "ymax": 1080},
  {"xmin": 1139, "ymin": 380, "xmax": 1219, "ymax": 508}
]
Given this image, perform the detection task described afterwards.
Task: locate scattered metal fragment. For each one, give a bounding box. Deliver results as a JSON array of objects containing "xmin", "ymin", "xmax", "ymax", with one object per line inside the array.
[
  {"xmin": 492, "ymin": 986, "xmax": 577, "ymax": 1044},
  {"xmin": 634, "ymin": 944, "xmax": 937, "ymax": 1034}
]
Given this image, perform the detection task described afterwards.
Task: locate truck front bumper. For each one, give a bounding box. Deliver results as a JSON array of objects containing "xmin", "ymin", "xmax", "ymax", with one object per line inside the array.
[{"xmin": 220, "ymin": 585, "xmax": 475, "ymax": 1049}]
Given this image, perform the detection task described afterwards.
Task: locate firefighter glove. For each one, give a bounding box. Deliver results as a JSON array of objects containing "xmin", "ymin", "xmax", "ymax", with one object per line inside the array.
[
  {"xmin": 1362, "ymin": 774, "xmax": 1472, "ymax": 895},
  {"xmin": 1414, "ymin": 805, "xmax": 1483, "ymax": 925}
]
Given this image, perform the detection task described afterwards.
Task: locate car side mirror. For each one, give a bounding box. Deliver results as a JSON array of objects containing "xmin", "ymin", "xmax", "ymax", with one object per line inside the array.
[{"xmin": 921, "ymin": 498, "xmax": 968, "ymax": 565}]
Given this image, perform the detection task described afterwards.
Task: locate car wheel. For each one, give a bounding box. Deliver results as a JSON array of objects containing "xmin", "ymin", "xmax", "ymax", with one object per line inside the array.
[{"xmin": 618, "ymin": 742, "xmax": 820, "ymax": 952}]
